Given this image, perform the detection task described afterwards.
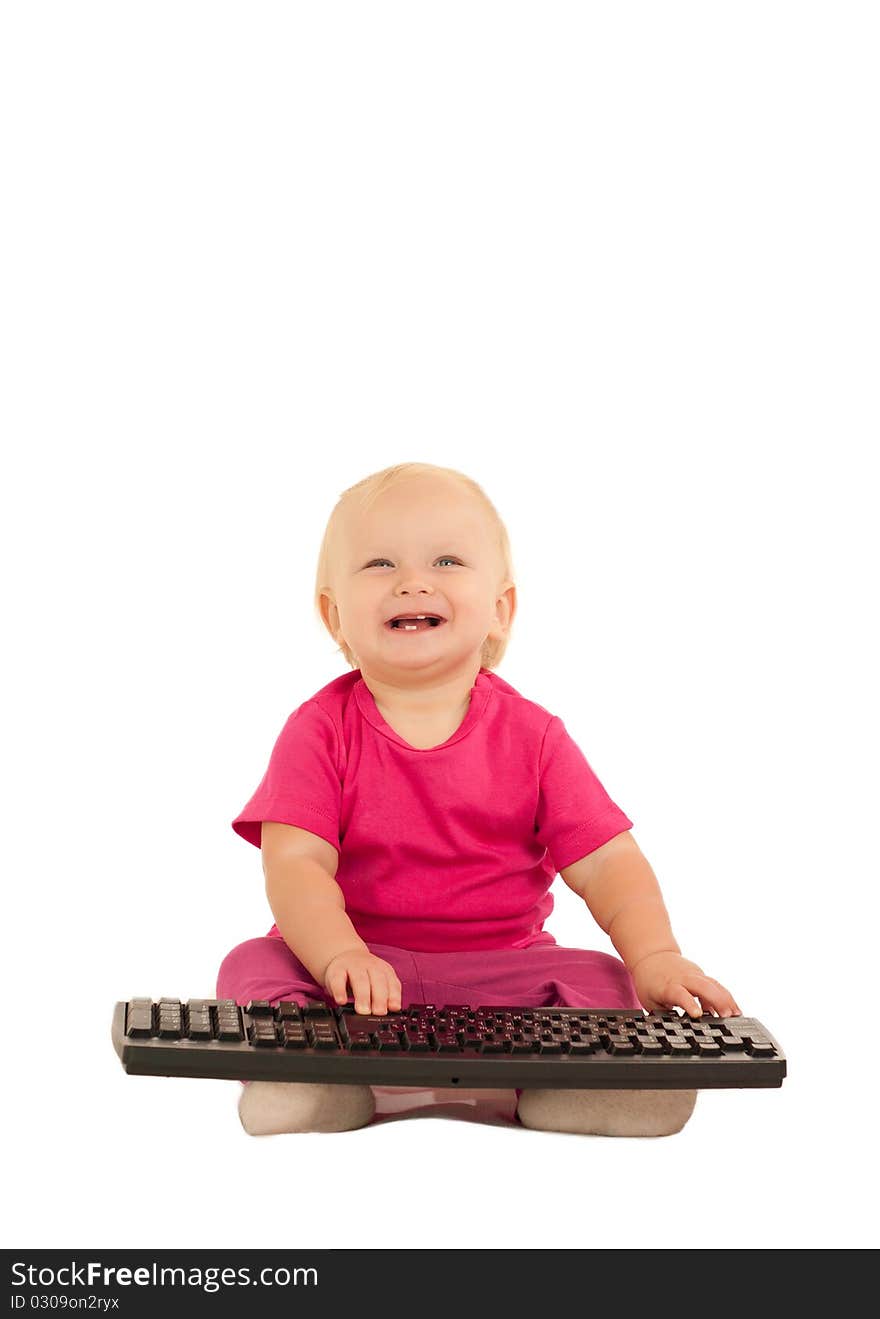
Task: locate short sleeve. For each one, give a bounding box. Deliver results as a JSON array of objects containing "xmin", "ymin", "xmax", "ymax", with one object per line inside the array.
[
  {"xmin": 231, "ymin": 701, "xmax": 342, "ymax": 852},
  {"xmin": 534, "ymin": 716, "xmax": 634, "ymax": 873}
]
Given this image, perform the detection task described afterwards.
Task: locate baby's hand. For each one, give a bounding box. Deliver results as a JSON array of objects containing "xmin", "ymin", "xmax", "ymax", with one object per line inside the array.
[
  {"xmin": 631, "ymin": 951, "xmax": 741, "ymax": 1018},
  {"xmin": 322, "ymin": 949, "xmax": 403, "ymax": 1015}
]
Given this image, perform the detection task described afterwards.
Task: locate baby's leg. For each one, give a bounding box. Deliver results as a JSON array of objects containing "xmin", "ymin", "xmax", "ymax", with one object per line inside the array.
[
  {"xmin": 217, "ymin": 936, "xmax": 375, "ymax": 1136},
  {"xmin": 238, "ymin": 1081, "xmax": 376, "ymax": 1136},
  {"xmin": 516, "ymin": 1087, "xmax": 697, "ymax": 1137}
]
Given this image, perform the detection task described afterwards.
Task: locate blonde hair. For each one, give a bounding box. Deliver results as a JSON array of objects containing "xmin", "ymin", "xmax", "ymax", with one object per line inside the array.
[{"xmin": 315, "ymin": 462, "xmax": 516, "ymax": 671}]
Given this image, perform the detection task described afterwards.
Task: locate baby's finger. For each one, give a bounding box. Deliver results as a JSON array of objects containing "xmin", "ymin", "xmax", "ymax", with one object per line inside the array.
[
  {"xmin": 708, "ymin": 979, "xmax": 742, "ymax": 1017},
  {"xmin": 368, "ymin": 969, "xmax": 391, "ymax": 1015},
  {"xmin": 687, "ymin": 976, "xmax": 741, "ymax": 1018},
  {"xmin": 663, "ymin": 982, "xmax": 703, "ymax": 1016},
  {"xmin": 327, "ymin": 968, "xmax": 350, "ymax": 1006},
  {"xmin": 349, "ymin": 968, "xmax": 372, "ymax": 1014},
  {"xmin": 387, "ymin": 975, "xmax": 402, "ymax": 1012}
]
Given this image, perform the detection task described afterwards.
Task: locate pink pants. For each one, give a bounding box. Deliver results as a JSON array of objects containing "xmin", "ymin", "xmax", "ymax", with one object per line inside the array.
[{"xmin": 216, "ymin": 935, "xmax": 642, "ymax": 1127}]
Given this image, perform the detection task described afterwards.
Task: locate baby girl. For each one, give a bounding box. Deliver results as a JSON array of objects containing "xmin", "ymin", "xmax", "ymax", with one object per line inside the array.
[{"xmin": 217, "ymin": 462, "xmax": 740, "ymax": 1136}]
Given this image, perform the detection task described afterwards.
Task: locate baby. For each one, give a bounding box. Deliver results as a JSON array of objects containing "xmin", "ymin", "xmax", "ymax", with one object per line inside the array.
[{"xmin": 218, "ymin": 462, "xmax": 740, "ymax": 1137}]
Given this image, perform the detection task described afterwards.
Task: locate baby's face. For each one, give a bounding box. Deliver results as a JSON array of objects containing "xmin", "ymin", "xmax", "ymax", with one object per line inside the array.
[{"xmin": 322, "ymin": 478, "xmax": 515, "ymax": 681}]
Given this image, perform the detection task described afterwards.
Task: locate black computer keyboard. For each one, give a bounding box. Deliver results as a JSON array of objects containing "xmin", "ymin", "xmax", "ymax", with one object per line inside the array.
[{"xmin": 112, "ymin": 999, "xmax": 786, "ymax": 1088}]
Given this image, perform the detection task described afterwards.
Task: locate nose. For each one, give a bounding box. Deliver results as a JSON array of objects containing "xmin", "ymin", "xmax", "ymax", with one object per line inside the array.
[{"xmin": 395, "ymin": 581, "xmax": 434, "ymax": 597}]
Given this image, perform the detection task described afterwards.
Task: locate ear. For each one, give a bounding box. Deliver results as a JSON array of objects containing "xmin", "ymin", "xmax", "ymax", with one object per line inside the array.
[
  {"xmin": 491, "ymin": 581, "xmax": 517, "ymax": 637},
  {"xmin": 319, "ymin": 591, "xmax": 338, "ymax": 633}
]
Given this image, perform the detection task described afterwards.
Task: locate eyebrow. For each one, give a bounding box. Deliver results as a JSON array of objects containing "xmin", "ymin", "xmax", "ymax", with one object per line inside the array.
[
  {"xmin": 358, "ymin": 546, "xmax": 470, "ymax": 559},
  {"xmin": 352, "ymin": 541, "xmax": 478, "ymax": 564}
]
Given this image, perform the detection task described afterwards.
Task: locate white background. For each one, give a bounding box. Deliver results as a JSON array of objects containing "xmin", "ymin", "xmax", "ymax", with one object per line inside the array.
[{"xmin": 3, "ymin": 1, "xmax": 877, "ymax": 1252}]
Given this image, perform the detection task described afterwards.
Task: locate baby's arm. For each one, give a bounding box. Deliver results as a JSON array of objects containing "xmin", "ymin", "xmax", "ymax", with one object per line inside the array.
[
  {"xmin": 559, "ymin": 831, "xmax": 741, "ymax": 1017},
  {"xmin": 262, "ymin": 823, "xmax": 402, "ymax": 1014}
]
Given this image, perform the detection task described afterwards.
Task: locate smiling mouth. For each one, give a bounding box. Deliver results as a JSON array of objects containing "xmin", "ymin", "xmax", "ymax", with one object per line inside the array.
[{"xmin": 385, "ymin": 615, "xmax": 447, "ymax": 631}]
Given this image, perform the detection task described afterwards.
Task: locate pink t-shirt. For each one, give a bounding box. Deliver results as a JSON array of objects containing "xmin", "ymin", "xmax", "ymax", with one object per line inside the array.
[{"xmin": 232, "ymin": 667, "xmax": 633, "ymax": 953}]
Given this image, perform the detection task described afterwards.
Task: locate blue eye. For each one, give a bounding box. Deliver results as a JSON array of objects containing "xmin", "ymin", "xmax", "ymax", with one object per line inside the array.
[{"xmin": 366, "ymin": 557, "xmax": 461, "ymax": 568}]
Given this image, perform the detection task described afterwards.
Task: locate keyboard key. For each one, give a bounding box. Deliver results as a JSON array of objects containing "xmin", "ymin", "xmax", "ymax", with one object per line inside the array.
[
  {"xmin": 216, "ymin": 1009, "xmax": 243, "ymax": 1041},
  {"xmin": 248, "ymin": 1021, "xmax": 278, "ymax": 1047},
  {"xmin": 125, "ymin": 1010, "xmax": 153, "ymax": 1039},
  {"xmin": 302, "ymin": 1001, "xmax": 334, "ymax": 1018},
  {"xmin": 186, "ymin": 1019, "xmax": 213, "ymax": 1040},
  {"xmin": 280, "ymin": 1019, "xmax": 306, "ymax": 1038}
]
